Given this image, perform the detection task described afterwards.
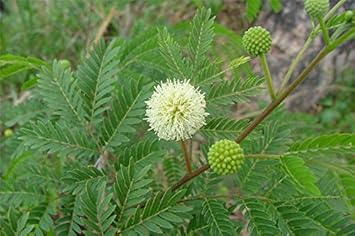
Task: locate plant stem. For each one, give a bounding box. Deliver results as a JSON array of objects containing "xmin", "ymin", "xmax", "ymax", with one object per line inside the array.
[
  {"xmin": 237, "ymin": 47, "xmax": 329, "ymax": 142},
  {"xmin": 245, "ymin": 154, "xmax": 281, "ymax": 159},
  {"xmin": 172, "ymin": 26, "xmax": 353, "ymax": 191},
  {"xmin": 278, "ymin": 0, "xmax": 346, "ymax": 92},
  {"xmin": 326, "ymin": 28, "xmax": 355, "ymax": 51},
  {"xmin": 172, "ymin": 47, "xmax": 330, "ymax": 191},
  {"xmin": 172, "ymin": 164, "xmax": 209, "ymax": 191},
  {"xmin": 180, "ymin": 140, "xmax": 192, "ymax": 174},
  {"xmin": 260, "ymin": 54, "xmax": 276, "ymax": 100},
  {"xmin": 318, "ymin": 17, "xmax": 330, "ymax": 45}
]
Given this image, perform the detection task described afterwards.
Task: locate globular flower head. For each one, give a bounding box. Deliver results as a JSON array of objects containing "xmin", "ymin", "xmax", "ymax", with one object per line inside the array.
[
  {"xmin": 4, "ymin": 129, "xmax": 13, "ymax": 137},
  {"xmin": 242, "ymin": 26, "xmax": 272, "ymax": 56},
  {"xmin": 208, "ymin": 139, "xmax": 245, "ymax": 175},
  {"xmin": 344, "ymin": 10, "xmax": 354, "ymax": 24},
  {"xmin": 304, "ymin": 0, "xmax": 329, "ymax": 18},
  {"xmin": 145, "ymin": 79, "xmax": 208, "ymax": 141}
]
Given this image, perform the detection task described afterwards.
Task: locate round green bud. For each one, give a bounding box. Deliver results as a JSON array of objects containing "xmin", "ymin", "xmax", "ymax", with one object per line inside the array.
[
  {"xmin": 242, "ymin": 26, "xmax": 272, "ymax": 56},
  {"xmin": 344, "ymin": 11, "xmax": 354, "ymax": 23},
  {"xmin": 208, "ymin": 139, "xmax": 245, "ymax": 175},
  {"xmin": 59, "ymin": 59, "xmax": 71, "ymax": 69},
  {"xmin": 4, "ymin": 129, "xmax": 13, "ymax": 137},
  {"xmin": 304, "ymin": 0, "xmax": 329, "ymax": 18}
]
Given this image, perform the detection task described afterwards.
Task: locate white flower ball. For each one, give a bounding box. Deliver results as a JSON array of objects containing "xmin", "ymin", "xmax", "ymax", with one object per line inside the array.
[{"xmin": 145, "ymin": 79, "xmax": 208, "ymax": 141}]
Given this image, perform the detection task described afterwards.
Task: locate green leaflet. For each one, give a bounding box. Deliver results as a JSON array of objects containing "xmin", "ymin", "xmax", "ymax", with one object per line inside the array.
[
  {"xmin": 115, "ymin": 161, "xmax": 152, "ymax": 225},
  {"xmin": 62, "ymin": 166, "xmax": 106, "ymax": 194},
  {"xmin": 76, "ymin": 40, "xmax": 120, "ymax": 129},
  {"xmin": 120, "ymin": 189, "xmax": 191, "ymax": 236},
  {"xmin": 20, "ymin": 120, "xmax": 99, "ymax": 158},
  {"xmin": 200, "ymin": 117, "xmax": 249, "ymax": 140},
  {"xmin": 0, "ymin": 209, "xmax": 34, "ymax": 235},
  {"xmin": 99, "ymin": 77, "xmax": 152, "ymax": 150},
  {"xmin": 281, "ymin": 156, "xmax": 321, "ymax": 195},
  {"xmin": 188, "ymin": 8, "xmax": 215, "ymax": 74},
  {"xmin": 0, "ymin": 54, "xmax": 47, "ymax": 80},
  {"xmin": 286, "ymin": 133, "xmax": 355, "ymax": 157},
  {"xmin": 238, "ymin": 198, "xmax": 280, "ymax": 236},
  {"xmin": 206, "ymin": 76, "xmax": 263, "ymax": 106},
  {"xmin": 79, "ymin": 180, "xmax": 117, "ymax": 235},
  {"xmin": 202, "ymin": 199, "xmax": 236, "ymax": 235}
]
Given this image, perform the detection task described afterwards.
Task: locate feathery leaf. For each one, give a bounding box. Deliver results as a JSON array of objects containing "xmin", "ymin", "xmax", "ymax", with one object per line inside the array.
[
  {"xmin": 100, "ymin": 77, "xmax": 152, "ymax": 150},
  {"xmin": 206, "ymin": 76, "xmax": 263, "ymax": 106},
  {"xmin": 62, "ymin": 166, "xmax": 106, "ymax": 194},
  {"xmin": 158, "ymin": 28, "xmax": 192, "ymax": 81},
  {"xmin": 200, "ymin": 117, "xmax": 249, "ymax": 140},
  {"xmin": 115, "ymin": 161, "xmax": 152, "ymax": 225},
  {"xmin": 37, "ymin": 61, "xmax": 86, "ymax": 126},
  {"xmin": 188, "ymin": 8, "xmax": 215, "ymax": 73},
  {"xmin": 76, "ymin": 40, "xmax": 120, "ymax": 128},
  {"xmin": 281, "ymin": 156, "xmax": 321, "ymax": 195},
  {"xmin": 120, "ymin": 189, "xmax": 191, "ymax": 236},
  {"xmin": 20, "ymin": 120, "xmax": 98, "ymax": 158},
  {"xmin": 202, "ymin": 199, "xmax": 236, "ymax": 235},
  {"xmin": 286, "ymin": 133, "xmax": 355, "ymax": 157},
  {"xmin": 79, "ymin": 180, "xmax": 116, "ymax": 235}
]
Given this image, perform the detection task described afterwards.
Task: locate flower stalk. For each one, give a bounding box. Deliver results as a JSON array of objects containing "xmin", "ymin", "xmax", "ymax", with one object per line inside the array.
[
  {"xmin": 318, "ymin": 17, "xmax": 330, "ymax": 45},
  {"xmin": 260, "ymin": 54, "xmax": 276, "ymax": 100},
  {"xmin": 173, "ymin": 46, "xmax": 330, "ymax": 190},
  {"xmin": 180, "ymin": 140, "xmax": 192, "ymax": 174}
]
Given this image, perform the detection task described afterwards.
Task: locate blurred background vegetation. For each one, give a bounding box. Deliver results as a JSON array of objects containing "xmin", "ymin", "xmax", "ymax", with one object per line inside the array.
[{"xmin": 0, "ymin": 0, "xmax": 354, "ymax": 171}]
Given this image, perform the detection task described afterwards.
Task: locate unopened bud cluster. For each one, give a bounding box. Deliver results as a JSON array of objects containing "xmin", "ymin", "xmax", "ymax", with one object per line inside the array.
[
  {"xmin": 208, "ymin": 140, "xmax": 245, "ymax": 175},
  {"xmin": 304, "ymin": 0, "xmax": 329, "ymax": 18},
  {"xmin": 242, "ymin": 26, "xmax": 272, "ymax": 56}
]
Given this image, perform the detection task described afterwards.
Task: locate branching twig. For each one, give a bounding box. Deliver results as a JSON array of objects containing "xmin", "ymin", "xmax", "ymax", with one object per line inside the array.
[
  {"xmin": 94, "ymin": 7, "xmax": 116, "ymax": 44},
  {"xmin": 172, "ymin": 164, "xmax": 209, "ymax": 191},
  {"xmin": 278, "ymin": 0, "xmax": 347, "ymax": 92},
  {"xmin": 172, "ymin": 47, "xmax": 330, "ymax": 191}
]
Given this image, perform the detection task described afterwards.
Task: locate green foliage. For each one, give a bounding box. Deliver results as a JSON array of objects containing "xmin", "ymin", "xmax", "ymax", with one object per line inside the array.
[
  {"xmin": 62, "ymin": 166, "xmax": 106, "ymax": 194},
  {"xmin": 200, "ymin": 117, "xmax": 249, "ymax": 140},
  {"xmin": 36, "ymin": 60, "xmax": 85, "ymax": 126},
  {"xmin": 239, "ymin": 198, "xmax": 280, "ymax": 236},
  {"xmin": 236, "ymin": 159, "xmax": 278, "ymax": 195},
  {"xmin": 158, "ymin": 28, "xmax": 192, "ymax": 81},
  {"xmin": 76, "ymin": 40, "xmax": 120, "ymax": 129},
  {"xmin": 243, "ymin": 119, "xmax": 292, "ymax": 154},
  {"xmin": 114, "ymin": 161, "xmax": 152, "ymax": 225},
  {"xmin": 119, "ymin": 189, "xmax": 191, "ymax": 235},
  {"xmin": 206, "ymin": 76, "xmax": 264, "ymax": 106},
  {"xmin": 99, "ymin": 77, "xmax": 152, "ymax": 150},
  {"xmin": 55, "ymin": 196, "xmax": 82, "ymax": 236},
  {"xmin": 163, "ymin": 155, "xmax": 185, "ymax": 186},
  {"xmin": 281, "ymin": 156, "xmax": 320, "ymax": 195},
  {"xmin": 28, "ymin": 201, "xmax": 56, "ymax": 233},
  {"xmin": 295, "ymin": 199, "xmax": 355, "ymax": 235},
  {"xmin": 287, "ymin": 133, "xmax": 355, "ymax": 157},
  {"xmin": 21, "ymin": 120, "xmax": 98, "ymax": 158},
  {"xmin": 0, "ymin": 54, "xmax": 47, "ymax": 80},
  {"xmin": 188, "ymin": 8, "xmax": 215, "ymax": 74},
  {"xmin": 115, "ymin": 139, "xmax": 165, "ymax": 168},
  {"xmin": 79, "ymin": 180, "xmax": 117, "ymax": 235},
  {"xmin": 202, "ymin": 199, "xmax": 236, "ymax": 235},
  {"xmin": 0, "ymin": 209, "xmax": 34, "ymax": 236},
  {"xmin": 246, "ymin": 0, "xmax": 282, "ymax": 21},
  {"xmin": 0, "ymin": 4, "xmax": 354, "ymax": 236}
]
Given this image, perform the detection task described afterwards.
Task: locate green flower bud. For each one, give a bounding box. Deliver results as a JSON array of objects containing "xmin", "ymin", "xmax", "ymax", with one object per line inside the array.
[
  {"xmin": 4, "ymin": 129, "xmax": 13, "ymax": 137},
  {"xmin": 208, "ymin": 139, "xmax": 245, "ymax": 175},
  {"xmin": 59, "ymin": 59, "xmax": 71, "ymax": 69},
  {"xmin": 242, "ymin": 26, "xmax": 272, "ymax": 56},
  {"xmin": 304, "ymin": 0, "xmax": 329, "ymax": 18},
  {"xmin": 344, "ymin": 11, "xmax": 354, "ymax": 23}
]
